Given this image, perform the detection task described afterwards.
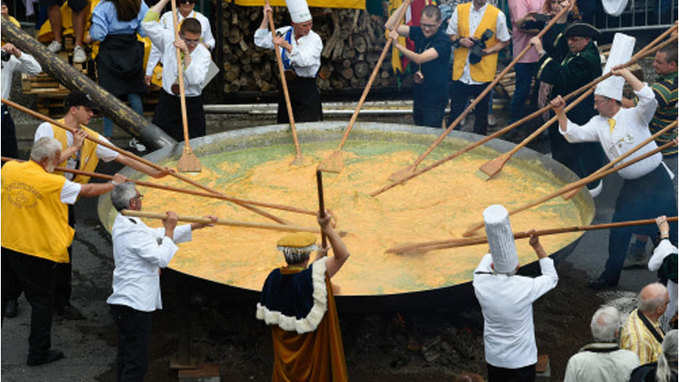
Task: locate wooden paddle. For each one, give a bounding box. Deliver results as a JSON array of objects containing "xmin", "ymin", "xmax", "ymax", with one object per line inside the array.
[
  {"xmin": 386, "ymin": 4, "xmax": 571, "ymax": 183},
  {"xmin": 0, "ymin": 156, "xmax": 317, "ymax": 217},
  {"xmin": 2, "ymin": 99, "xmax": 290, "ymax": 225},
  {"xmin": 477, "ymin": 34, "xmax": 679, "ymax": 179},
  {"xmin": 387, "ymin": 216, "xmax": 679, "ymax": 254},
  {"xmin": 317, "ymin": 0, "xmax": 412, "ymax": 174},
  {"xmin": 462, "ymin": 139, "xmax": 677, "ymax": 237},
  {"xmin": 561, "ymin": 120, "xmax": 678, "ymax": 200},
  {"xmin": 265, "ymin": 0, "xmax": 304, "ymax": 166},
  {"xmin": 122, "ymin": 210, "xmax": 320, "ymax": 233},
  {"xmin": 171, "ymin": 0, "xmax": 201, "ymax": 173},
  {"xmin": 369, "ymin": 32, "xmax": 679, "ymax": 198},
  {"xmin": 316, "ymin": 169, "xmax": 328, "ymax": 250}
]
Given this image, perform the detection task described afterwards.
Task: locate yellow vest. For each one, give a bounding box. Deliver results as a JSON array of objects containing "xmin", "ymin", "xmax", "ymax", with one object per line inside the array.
[
  {"xmin": 52, "ymin": 120, "xmax": 101, "ymax": 184},
  {"xmin": 1, "ymin": 160, "xmax": 74, "ymax": 263},
  {"xmin": 452, "ymin": 2, "xmax": 500, "ymax": 83}
]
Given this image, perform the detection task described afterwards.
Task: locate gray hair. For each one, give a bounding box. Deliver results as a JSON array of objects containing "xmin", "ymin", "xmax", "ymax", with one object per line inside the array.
[
  {"xmin": 657, "ymin": 330, "xmax": 678, "ymax": 382},
  {"xmin": 639, "ymin": 282, "xmax": 668, "ymax": 314},
  {"xmin": 111, "ymin": 182, "xmax": 137, "ymax": 211},
  {"xmin": 278, "ymin": 244, "xmax": 316, "ymax": 265},
  {"xmin": 590, "ymin": 306, "xmax": 622, "ymax": 342},
  {"xmin": 30, "ymin": 137, "xmax": 61, "ymax": 163}
]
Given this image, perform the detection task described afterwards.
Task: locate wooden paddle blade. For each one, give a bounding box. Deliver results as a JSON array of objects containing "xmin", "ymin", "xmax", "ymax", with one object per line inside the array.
[
  {"xmin": 478, "ymin": 152, "xmax": 510, "ymax": 180},
  {"xmin": 317, "ymin": 150, "xmax": 343, "ymax": 173},
  {"xmin": 388, "ymin": 164, "xmax": 416, "ymax": 183},
  {"xmin": 462, "ymin": 221, "xmax": 485, "ymax": 237},
  {"xmin": 176, "ymin": 148, "xmax": 202, "ymax": 173}
]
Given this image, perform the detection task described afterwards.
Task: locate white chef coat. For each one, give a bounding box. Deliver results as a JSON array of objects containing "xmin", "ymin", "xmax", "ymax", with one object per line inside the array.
[
  {"xmin": 142, "ymin": 16, "xmax": 211, "ymax": 97},
  {"xmin": 33, "ymin": 122, "xmax": 119, "ymax": 181},
  {"xmin": 446, "ymin": 2, "xmax": 511, "ymax": 85},
  {"xmin": 563, "ymin": 343, "xmax": 640, "ymax": 382},
  {"xmin": 1, "ymin": 51, "xmax": 41, "ymax": 99},
  {"xmin": 254, "ymin": 26, "xmax": 322, "ymax": 78},
  {"xmin": 560, "ymin": 85, "xmax": 662, "ymax": 180},
  {"xmin": 145, "ymin": 10, "xmax": 215, "ymax": 77},
  {"xmin": 648, "ymin": 239, "xmax": 678, "ymax": 332},
  {"xmin": 107, "ymin": 213, "xmax": 193, "ymax": 312},
  {"xmin": 473, "ymin": 253, "xmax": 558, "ymax": 368}
]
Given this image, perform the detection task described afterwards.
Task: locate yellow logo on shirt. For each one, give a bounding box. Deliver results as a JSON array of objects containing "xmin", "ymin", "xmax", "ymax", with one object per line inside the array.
[{"xmin": 4, "ymin": 182, "xmax": 43, "ymax": 208}]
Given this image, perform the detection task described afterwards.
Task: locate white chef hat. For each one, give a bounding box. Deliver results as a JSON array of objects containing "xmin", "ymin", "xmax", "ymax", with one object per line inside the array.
[
  {"xmin": 483, "ymin": 204, "xmax": 518, "ymax": 274},
  {"xmin": 595, "ymin": 33, "xmax": 636, "ymax": 101},
  {"xmin": 286, "ymin": 0, "xmax": 311, "ymax": 23},
  {"xmin": 602, "ymin": 0, "xmax": 629, "ymax": 16}
]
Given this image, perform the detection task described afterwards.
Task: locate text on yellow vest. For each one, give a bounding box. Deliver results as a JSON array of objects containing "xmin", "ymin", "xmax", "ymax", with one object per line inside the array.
[{"xmin": 452, "ymin": 2, "xmax": 500, "ymax": 83}]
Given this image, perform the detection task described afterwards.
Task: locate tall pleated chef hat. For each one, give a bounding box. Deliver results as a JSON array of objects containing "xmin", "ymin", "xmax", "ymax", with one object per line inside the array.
[
  {"xmin": 602, "ymin": 0, "xmax": 629, "ymax": 16},
  {"xmin": 286, "ymin": 0, "xmax": 311, "ymax": 23},
  {"xmin": 595, "ymin": 33, "xmax": 636, "ymax": 101},
  {"xmin": 483, "ymin": 204, "xmax": 518, "ymax": 273}
]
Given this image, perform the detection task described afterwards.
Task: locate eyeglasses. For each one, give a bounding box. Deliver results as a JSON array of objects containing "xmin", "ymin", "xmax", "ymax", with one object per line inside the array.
[
  {"xmin": 420, "ymin": 23, "xmax": 439, "ymax": 29},
  {"xmin": 181, "ymin": 34, "xmax": 200, "ymax": 45},
  {"xmin": 178, "ymin": 0, "xmax": 196, "ymax": 4}
]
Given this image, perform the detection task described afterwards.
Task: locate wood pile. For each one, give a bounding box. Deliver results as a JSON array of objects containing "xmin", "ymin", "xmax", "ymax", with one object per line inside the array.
[{"xmin": 221, "ymin": 3, "xmax": 396, "ymax": 93}]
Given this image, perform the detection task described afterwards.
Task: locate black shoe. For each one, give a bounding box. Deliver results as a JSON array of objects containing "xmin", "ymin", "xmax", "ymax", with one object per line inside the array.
[
  {"xmin": 27, "ymin": 350, "xmax": 64, "ymax": 366},
  {"xmin": 56, "ymin": 304, "xmax": 84, "ymax": 320},
  {"xmin": 4, "ymin": 299, "xmax": 18, "ymax": 318},
  {"xmin": 588, "ymin": 278, "xmax": 617, "ymax": 290}
]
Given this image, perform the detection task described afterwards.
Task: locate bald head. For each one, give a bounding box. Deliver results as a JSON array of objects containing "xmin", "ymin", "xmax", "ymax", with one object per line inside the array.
[{"xmin": 639, "ymin": 282, "xmax": 669, "ymax": 318}]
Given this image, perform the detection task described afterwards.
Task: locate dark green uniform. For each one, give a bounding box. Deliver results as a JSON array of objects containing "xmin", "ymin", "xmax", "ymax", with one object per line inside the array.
[
  {"xmin": 536, "ymin": 23, "xmax": 606, "ymax": 186},
  {"xmin": 649, "ymin": 72, "xmax": 678, "ymax": 157}
]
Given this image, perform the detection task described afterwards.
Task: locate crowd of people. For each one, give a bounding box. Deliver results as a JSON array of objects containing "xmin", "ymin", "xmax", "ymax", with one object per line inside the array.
[{"xmin": 1, "ymin": 0, "xmax": 677, "ymax": 381}]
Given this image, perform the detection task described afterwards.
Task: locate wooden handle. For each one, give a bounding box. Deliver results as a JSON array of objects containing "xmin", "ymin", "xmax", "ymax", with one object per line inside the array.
[
  {"xmin": 316, "ymin": 170, "xmax": 327, "ymax": 249},
  {"xmin": 121, "ymin": 209, "xmax": 320, "ymax": 233},
  {"xmin": 170, "ymin": 0, "xmax": 191, "ymax": 148},
  {"xmin": 388, "ymin": 217, "xmax": 679, "ymax": 254}
]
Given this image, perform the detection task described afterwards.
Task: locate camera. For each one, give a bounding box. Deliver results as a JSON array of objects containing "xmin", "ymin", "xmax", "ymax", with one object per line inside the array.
[
  {"xmin": 1, "ymin": 49, "xmax": 11, "ymax": 62},
  {"xmin": 469, "ymin": 29, "xmax": 494, "ymax": 65}
]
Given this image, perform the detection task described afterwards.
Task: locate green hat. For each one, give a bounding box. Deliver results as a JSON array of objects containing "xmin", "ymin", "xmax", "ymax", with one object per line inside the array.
[{"xmin": 564, "ymin": 23, "xmax": 600, "ymax": 40}]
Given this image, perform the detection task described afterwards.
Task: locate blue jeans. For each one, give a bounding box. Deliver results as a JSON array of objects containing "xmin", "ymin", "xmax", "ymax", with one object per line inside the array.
[
  {"xmin": 510, "ymin": 62, "xmax": 537, "ymax": 123},
  {"xmin": 103, "ymin": 93, "xmax": 143, "ymax": 138}
]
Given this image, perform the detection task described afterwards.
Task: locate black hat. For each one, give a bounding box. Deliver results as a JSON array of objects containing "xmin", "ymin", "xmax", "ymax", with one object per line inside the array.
[
  {"xmin": 64, "ymin": 91, "xmax": 97, "ymax": 111},
  {"xmin": 564, "ymin": 23, "xmax": 600, "ymax": 40}
]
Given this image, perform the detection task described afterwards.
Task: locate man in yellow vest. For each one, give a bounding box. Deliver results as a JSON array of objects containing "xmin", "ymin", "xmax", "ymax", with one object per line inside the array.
[
  {"xmin": 1, "ymin": 137, "xmax": 125, "ymax": 366},
  {"xmin": 30, "ymin": 91, "xmax": 166, "ymax": 320},
  {"xmin": 446, "ymin": 0, "xmax": 511, "ymax": 135}
]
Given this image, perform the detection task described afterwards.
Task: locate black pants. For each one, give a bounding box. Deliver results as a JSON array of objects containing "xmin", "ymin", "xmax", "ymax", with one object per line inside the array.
[
  {"xmin": 110, "ymin": 304, "xmax": 153, "ymax": 382},
  {"xmin": 277, "ymin": 76, "xmax": 322, "ymax": 124},
  {"xmin": 447, "ymin": 80, "xmax": 490, "ymax": 135},
  {"xmin": 413, "ymin": 95, "xmax": 447, "ymax": 128},
  {"xmin": 487, "ymin": 363, "xmax": 536, "ymax": 382},
  {"xmin": 1, "ymin": 104, "xmax": 18, "ymax": 159},
  {"xmin": 1, "ymin": 247, "xmax": 58, "ymax": 361},
  {"xmin": 153, "ymin": 90, "xmax": 206, "ymax": 142},
  {"xmin": 54, "ymin": 204, "xmax": 75, "ymax": 311}
]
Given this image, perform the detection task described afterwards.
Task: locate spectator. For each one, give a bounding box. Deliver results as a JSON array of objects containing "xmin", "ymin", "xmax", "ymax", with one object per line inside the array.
[
  {"xmin": 89, "ymin": 0, "xmax": 149, "ymax": 139},
  {"xmin": 388, "ymin": 4, "xmax": 451, "ymax": 128},
  {"xmin": 473, "ymin": 204, "xmax": 558, "ymax": 381},
  {"xmin": 621, "ymin": 283, "xmax": 670, "ymax": 364},
  {"xmin": 563, "ymin": 306, "xmax": 640, "ymax": 382},
  {"xmin": 40, "ymin": 0, "xmax": 89, "ymax": 63},
  {"xmin": 1, "ymin": 137, "xmax": 125, "ymax": 366},
  {"xmin": 630, "ymin": 329, "xmax": 678, "ymax": 382},
  {"xmin": 648, "ymin": 216, "xmax": 678, "ymax": 332}
]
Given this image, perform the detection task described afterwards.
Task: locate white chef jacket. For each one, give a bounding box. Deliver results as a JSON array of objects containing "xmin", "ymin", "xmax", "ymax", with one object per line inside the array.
[
  {"xmin": 107, "ymin": 213, "xmax": 192, "ymax": 312},
  {"xmin": 473, "ymin": 253, "xmax": 558, "ymax": 368},
  {"xmin": 563, "ymin": 343, "xmax": 640, "ymax": 382},
  {"xmin": 649, "ymin": 239, "xmax": 678, "ymax": 332},
  {"xmin": 33, "ymin": 122, "xmax": 119, "ymax": 181},
  {"xmin": 446, "ymin": 3, "xmax": 511, "ymax": 85},
  {"xmin": 254, "ymin": 26, "xmax": 322, "ymax": 78},
  {"xmin": 560, "ymin": 85, "xmax": 662, "ymax": 180},
  {"xmin": 142, "ymin": 16, "xmax": 211, "ymax": 97},
  {"xmin": 1, "ymin": 51, "xmax": 41, "ymax": 99},
  {"xmin": 145, "ymin": 10, "xmax": 215, "ymax": 77}
]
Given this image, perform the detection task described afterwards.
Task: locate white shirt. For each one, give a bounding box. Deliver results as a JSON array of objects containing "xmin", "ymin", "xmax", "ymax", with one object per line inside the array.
[
  {"xmin": 563, "ymin": 343, "xmax": 640, "ymax": 382},
  {"xmin": 142, "ymin": 18, "xmax": 211, "ymax": 97},
  {"xmin": 60, "ymin": 178, "xmax": 82, "ymax": 204},
  {"xmin": 561, "ymin": 85, "xmax": 661, "ymax": 180},
  {"xmin": 649, "ymin": 239, "xmax": 678, "ymax": 332},
  {"xmin": 446, "ymin": 3, "xmax": 511, "ymax": 85},
  {"xmin": 107, "ymin": 213, "xmax": 192, "ymax": 312},
  {"xmin": 254, "ymin": 26, "xmax": 322, "ymax": 78},
  {"xmin": 1, "ymin": 52, "xmax": 41, "ymax": 99},
  {"xmin": 145, "ymin": 10, "xmax": 215, "ymax": 77},
  {"xmin": 473, "ymin": 253, "xmax": 558, "ymax": 368},
  {"xmin": 34, "ymin": 122, "xmax": 119, "ymax": 181}
]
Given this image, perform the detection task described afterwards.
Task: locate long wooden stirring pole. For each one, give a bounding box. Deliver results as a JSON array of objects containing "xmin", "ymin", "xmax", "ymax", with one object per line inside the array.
[
  {"xmin": 386, "ymin": 4, "xmax": 571, "ymax": 183},
  {"xmin": 1, "ymin": 99, "xmax": 289, "ymax": 224},
  {"xmin": 266, "ymin": 0, "xmax": 303, "ymax": 165},
  {"xmin": 316, "ymin": 170, "xmax": 327, "ymax": 250},
  {"xmin": 387, "ymin": 217, "xmax": 679, "ymax": 254},
  {"xmin": 317, "ymin": 0, "xmax": 412, "ymax": 174}
]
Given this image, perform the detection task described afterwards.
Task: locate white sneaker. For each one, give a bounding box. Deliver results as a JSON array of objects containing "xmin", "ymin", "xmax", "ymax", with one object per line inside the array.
[
  {"xmin": 73, "ymin": 45, "xmax": 87, "ymax": 64},
  {"xmin": 129, "ymin": 138, "xmax": 146, "ymax": 152},
  {"xmin": 488, "ymin": 114, "xmax": 497, "ymax": 126},
  {"xmin": 47, "ymin": 40, "xmax": 62, "ymax": 53}
]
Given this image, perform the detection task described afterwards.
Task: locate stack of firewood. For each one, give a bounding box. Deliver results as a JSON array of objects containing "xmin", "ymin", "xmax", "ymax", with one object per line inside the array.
[{"xmin": 221, "ymin": 3, "xmax": 396, "ymax": 93}]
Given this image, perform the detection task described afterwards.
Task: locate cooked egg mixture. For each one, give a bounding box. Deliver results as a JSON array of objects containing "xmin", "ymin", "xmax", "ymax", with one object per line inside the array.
[{"xmin": 113, "ymin": 139, "xmax": 588, "ymax": 295}]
